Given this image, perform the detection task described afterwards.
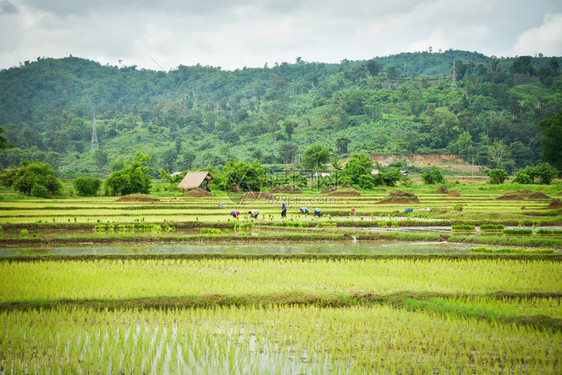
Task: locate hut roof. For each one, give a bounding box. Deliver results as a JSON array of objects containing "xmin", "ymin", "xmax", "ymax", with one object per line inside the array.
[{"xmin": 177, "ymin": 171, "xmax": 213, "ymax": 190}]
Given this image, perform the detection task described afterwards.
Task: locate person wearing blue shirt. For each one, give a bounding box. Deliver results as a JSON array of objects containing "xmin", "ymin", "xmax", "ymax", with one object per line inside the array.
[
  {"xmin": 281, "ymin": 201, "xmax": 287, "ymax": 218},
  {"xmin": 313, "ymin": 208, "xmax": 322, "ymax": 217},
  {"xmin": 299, "ymin": 207, "xmax": 309, "ymax": 215}
]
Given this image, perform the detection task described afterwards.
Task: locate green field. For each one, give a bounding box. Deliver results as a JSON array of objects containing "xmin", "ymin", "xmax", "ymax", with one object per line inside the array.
[
  {"xmin": 0, "ymin": 183, "xmax": 561, "ymax": 373},
  {"xmin": 2, "ymin": 305, "xmax": 560, "ymax": 374}
]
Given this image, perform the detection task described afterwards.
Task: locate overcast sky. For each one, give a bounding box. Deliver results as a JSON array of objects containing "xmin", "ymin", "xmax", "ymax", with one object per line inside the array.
[{"xmin": 1, "ymin": 0, "xmax": 561, "ymax": 71}]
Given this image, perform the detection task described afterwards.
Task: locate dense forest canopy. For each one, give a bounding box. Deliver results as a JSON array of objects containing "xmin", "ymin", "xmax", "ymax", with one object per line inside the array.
[{"xmin": 0, "ymin": 50, "xmax": 561, "ymax": 177}]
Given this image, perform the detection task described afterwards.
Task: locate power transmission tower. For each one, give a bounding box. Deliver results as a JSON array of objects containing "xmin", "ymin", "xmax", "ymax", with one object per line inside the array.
[
  {"xmin": 90, "ymin": 112, "xmax": 99, "ymax": 152},
  {"xmin": 451, "ymin": 60, "xmax": 457, "ymax": 90}
]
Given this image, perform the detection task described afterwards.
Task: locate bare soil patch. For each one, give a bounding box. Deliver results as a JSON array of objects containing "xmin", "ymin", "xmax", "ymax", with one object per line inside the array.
[
  {"xmin": 117, "ymin": 194, "xmax": 160, "ymax": 202},
  {"xmin": 547, "ymin": 199, "xmax": 562, "ymax": 209},
  {"xmin": 321, "ymin": 184, "xmax": 353, "ymax": 194},
  {"xmin": 378, "ymin": 190, "xmax": 419, "ymax": 204},
  {"xmin": 496, "ymin": 189, "xmax": 551, "ymax": 200},
  {"xmin": 447, "ymin": 191, "xmax": 461, "ymax": 197},
  {"xmin": 434, "ymin": 186, "xmax": 448, "ymax": 194},
  {"xmin": 184, "ymin": 188, "xmax": 212, "ymax": 197},
  {"xmin": 326, "ymin": 185, "xmax": 361, "ymax": 197}
]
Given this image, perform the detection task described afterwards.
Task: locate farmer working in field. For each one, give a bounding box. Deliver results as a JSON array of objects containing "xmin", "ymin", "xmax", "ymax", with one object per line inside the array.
[
  {"xmin": 281, "ymin": 201, "xmax": 287, "ymax": 218},
  {"xmin": 230, "ymin": 210, "xmax": 240, "ymax": 218},
  {"xmin": 299, "ymin": 207, "xmax": 309, "ymax": 215},
  {"xmin": 313, "ymin": 208, "xmax": 322, "ymax": 217},
  {"xmin": 248, "ymin": 209, "xmax": 259, "ymax": 219}
]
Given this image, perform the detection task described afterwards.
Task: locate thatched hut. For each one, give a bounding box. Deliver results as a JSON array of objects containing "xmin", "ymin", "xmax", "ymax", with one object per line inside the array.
[{"xmin": 177, "ymin": 171, "xmax": 214, "ymax": 191}]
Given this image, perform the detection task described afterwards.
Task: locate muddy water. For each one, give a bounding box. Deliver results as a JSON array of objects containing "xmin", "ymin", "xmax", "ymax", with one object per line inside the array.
[{"xmin": 0, "ymin": 240, "xmax": 508, "ymax": 257}]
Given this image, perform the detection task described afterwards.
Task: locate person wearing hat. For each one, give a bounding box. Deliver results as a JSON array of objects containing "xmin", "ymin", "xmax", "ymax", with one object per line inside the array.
[
  {"xmin": 281, "ymin": 201, "xmax": 287, "ymax": 218},
  {"xmin": 299, "ymin": 207, "xmax": 309, "ymax": 215},
  {"xmin": 313, "ymin": 208, "xmax": 322, "ymax": 217}
]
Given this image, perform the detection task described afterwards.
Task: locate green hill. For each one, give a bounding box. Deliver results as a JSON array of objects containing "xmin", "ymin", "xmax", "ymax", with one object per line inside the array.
[{"xmin": 0, "ymin": 51, "xmax": 561, "ymax": 177}]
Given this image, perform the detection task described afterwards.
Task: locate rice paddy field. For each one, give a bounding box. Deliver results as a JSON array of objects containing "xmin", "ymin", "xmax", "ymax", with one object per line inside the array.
[{"xmin": 0, "ymin": 183, "xmax": 561, "ymax": 373}]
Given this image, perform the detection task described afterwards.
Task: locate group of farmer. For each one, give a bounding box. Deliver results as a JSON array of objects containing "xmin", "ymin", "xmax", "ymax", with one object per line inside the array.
[
  {"xmin": 298, "ymin": 206, "xmax": 322, "ymax": 217},
  {"xmin": 229, "ymin": 201, "xmax": 321, "ymax": 219}
]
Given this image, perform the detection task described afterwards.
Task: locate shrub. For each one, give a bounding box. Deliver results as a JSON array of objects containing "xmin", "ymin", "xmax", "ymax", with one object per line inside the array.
[
  {"xmin": 73, "ymin": 177, "xmax": 102, "ymax": 197},
  {"xmin": 20, "ymin": 229, "xmax": 29, "ymax": 238},
  {"xmin": 421, "ymin": 166, "xmax": 446, "ymax": 184},
  {"xmin": 0, "ymin": 160, "xmax": 62, "ymax": 197},
  {"xmin": 31, "ymin": 184, "xmax": 50, "ymax": 198},
  {"xmin": 486, "ymin": 169, "xmax": 509, "ymax": 184},
  {"xmin": 513, "ymin": 172, "xmax": 533, "ymax": 184},
  {"xmin": 512, "ymin": 163, "xmax": 558, "ymax": 185},
  {"xmin": 104, "ymin": 152, "xmax": 153, "ymax": 196},
  {"xmin": 535, "ymin": 163, "xmax": 558, "ymax": 184},
  {"xmin": 358, "ymin": 174, "xmax": 376, "ymax": 190}
]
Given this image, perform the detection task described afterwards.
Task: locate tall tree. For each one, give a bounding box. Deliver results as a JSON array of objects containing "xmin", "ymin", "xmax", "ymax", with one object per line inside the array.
[
  {"xmin": 302, "ymin": 144, "xmax": 330, "ymax": 175},
  {"xmin": 538, "ymin": 112, "xmax": 562, "ymax": 172},
  {"xmin": 490, "ymin": 56, "xmax": 498, "ymax": 83},
  {"xmin": 93, "ymin": 149, "xmax": 108, "ymax": 170},
  {"xmin": 0, "ymin": 127, "xmax": 13, "ymax": 150},
  {"xmin": 278, "ymin": 142, "xmax": 298, "ymax": 164},
  {"xmin": 488, "ymin": 140, "xmax": 509, "ymax": 169},
  {"xmin": 366, "ymin": 59, "xmax": 383, "ymax": 77},
  {"xmin": 336, "ymin": 135, "xmax": 351, "ymax": 154},
  {"xmin": 283, "ymin": 120, "xmax": 295, "ymax": 141}
]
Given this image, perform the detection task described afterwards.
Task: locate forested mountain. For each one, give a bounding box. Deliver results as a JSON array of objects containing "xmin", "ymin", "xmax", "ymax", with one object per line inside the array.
[{"xmin": 0, "ymin": 50, "xmax": 561, "ymax": 177}]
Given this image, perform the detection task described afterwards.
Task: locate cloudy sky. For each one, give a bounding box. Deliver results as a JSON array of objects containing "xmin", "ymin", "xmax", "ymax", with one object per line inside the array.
[{"xmin": 1, "ymin": 0, "xmax": 561, "ymax": 71}]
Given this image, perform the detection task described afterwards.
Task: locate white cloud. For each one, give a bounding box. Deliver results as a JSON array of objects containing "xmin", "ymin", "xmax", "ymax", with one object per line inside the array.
[
  {"xmin": 0, "ymin": 1, "xmax": 561, "ymax": 71},
  {"xmin": 506, "ymin": 13, "xmax": 562, "ymax": 56}
]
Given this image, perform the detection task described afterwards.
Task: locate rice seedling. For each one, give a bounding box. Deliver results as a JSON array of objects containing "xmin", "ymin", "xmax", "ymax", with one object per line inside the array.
[
  {"xmin": 470, "ymin": 247, "xmax": 555, "ymax": 254},
  {"xmin": 503, "ymin": 229, "xmax": 533, "ymax": 235},
  {"xmin": 1, "ymin": 258, "xmax": 560, "ymax": 303},
  {"xmin": 0, "ymin": 305, "xmax": 559, "ymax": 374},
  {"xmin": 452, "ymin": 225, "xmax": 476, "ymax": 231},
  {"xmin": 536, "ymin": 229, "xmax": 562, "ymax": 236},
  {"xmin": 200, "ymin": 228, "xmax": 221, "ymax": 235},
  {"xmin": 479, "ymin": 224, "xmax": 504, "ymax": 231}
]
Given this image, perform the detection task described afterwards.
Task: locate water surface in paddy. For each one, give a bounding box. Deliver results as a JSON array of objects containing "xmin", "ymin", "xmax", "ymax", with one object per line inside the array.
[{"xmin": 0, "ymin": 240, "xmax": 527, "ymax": 257}]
